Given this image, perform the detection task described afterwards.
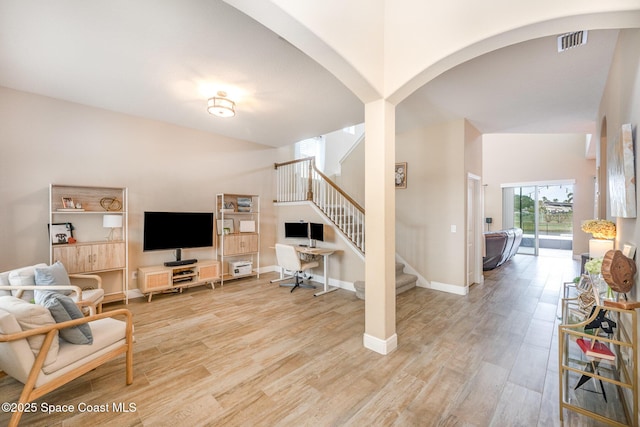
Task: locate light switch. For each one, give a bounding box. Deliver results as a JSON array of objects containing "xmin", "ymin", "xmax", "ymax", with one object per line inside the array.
[{"xmin": 451, "ymin": 225, "xmax": 456, "ymax": 233}]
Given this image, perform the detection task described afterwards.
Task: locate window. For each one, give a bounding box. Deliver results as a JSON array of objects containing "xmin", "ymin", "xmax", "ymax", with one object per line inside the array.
[{"xmin": 294, "ymin": 136, "xmax": 325, "ymax": 172}]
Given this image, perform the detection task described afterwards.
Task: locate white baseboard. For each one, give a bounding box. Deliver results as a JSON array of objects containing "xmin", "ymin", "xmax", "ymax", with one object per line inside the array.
[
  {"xmin": 257, "ymin": 265, "xmax": 279, "ymax": 274},
  {"xmin": 363, "ymin": 333, "xmax": 398, "ymax": 355},
  {"xmin": 328, "ymin": 277, "xmax": 355, "ymax": 292},
  {"xmin": 265, "ymin": 264, "xmax": 355, "ymax": 292},
  {"xmin": 429, "ymin": 281, "xmax": 469, "ymax": 295}
]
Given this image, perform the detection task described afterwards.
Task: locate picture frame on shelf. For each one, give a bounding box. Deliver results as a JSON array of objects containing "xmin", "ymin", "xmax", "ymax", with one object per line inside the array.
[
  {"xmin": 217, "ymin": 219, "xmax": 234, "ymax": 235},
  {"xmin": 239, "ymin": 220, "xmax": 256, "ymax": 233},
  {"xmin": 395, "ymin": 162, "xmax": 407, "ymax": 189},
  {"xmin": 622, "ymin": 243, "xmax": 636, "ymax": 259},
  {"xmin": 49, "ymin": 222, "xmax": 73, "ymax": 245},
  {"xmin": 61, "ymin": 197, "xmax": 75, "ymax": 209}
]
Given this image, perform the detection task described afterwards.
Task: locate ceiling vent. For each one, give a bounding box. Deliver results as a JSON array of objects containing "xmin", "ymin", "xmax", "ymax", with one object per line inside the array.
[{"xmin": 557, "ymin": 31, "xmax": 588, "ymax": 52}]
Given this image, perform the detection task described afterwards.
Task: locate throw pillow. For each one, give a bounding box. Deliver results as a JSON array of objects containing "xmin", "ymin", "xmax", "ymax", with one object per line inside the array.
[
  {"xmin": 8, "ymin": 263, "xmax": 48, "ymax": 302},
  {"xmin": 0, "ymin": 296, "xmax": 59, "ymax": 366},
  {"xmin": 34, "ymin": 261, "xmax": 73, "ymax": 297},
  {"xmin": 36, "ymin": 292, "xmax": 93, "ymax": 345}
]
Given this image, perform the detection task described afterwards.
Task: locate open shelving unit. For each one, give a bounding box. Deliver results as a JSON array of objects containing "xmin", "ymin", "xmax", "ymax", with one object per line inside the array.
[
  {"xmin": 49, "ymin": 183, "xmax": 128, "ymax": 304},
  {"xmin": 216, "ymin": 193, "xmax": 260, "ymax": 285}
]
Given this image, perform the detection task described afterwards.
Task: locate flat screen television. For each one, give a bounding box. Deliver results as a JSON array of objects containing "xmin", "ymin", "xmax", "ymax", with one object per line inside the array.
[
  {"xmin": 143, "ymin": 212, "xmax": 214, "ymax": 263},
  {"xmin": 284, "ymin": 222, "xmax": 308, "ymax": 238}
]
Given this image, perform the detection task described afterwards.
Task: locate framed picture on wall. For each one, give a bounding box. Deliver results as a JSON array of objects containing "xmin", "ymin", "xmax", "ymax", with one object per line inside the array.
[
  {"xmin": 395, "ymin": 162, "xmax": 407, "ymax": 189},
  {"xmin": 608, "ymin": 123, "xmax": 636, "ymax": 218}
]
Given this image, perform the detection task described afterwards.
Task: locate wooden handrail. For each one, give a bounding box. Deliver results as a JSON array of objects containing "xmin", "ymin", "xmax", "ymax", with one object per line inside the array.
[
  {"xmin": 274, "ymin": 156, "xmax": 316, "ymax": 169},
  {"xmin": 274, "ymin": 157, "xmax": 365, "ymax": 214}
]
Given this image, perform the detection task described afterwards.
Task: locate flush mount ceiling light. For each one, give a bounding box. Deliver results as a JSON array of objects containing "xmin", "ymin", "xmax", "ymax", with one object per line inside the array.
[{"xmin": 207, "ymin": 91, "xmax": 236, "ymax": 118}]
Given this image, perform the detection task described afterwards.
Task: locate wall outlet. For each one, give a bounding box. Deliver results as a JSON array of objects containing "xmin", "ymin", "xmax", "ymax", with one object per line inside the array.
[{"xmin": 131, "ymin": 271, "xmax": 138, "ymax": 280}]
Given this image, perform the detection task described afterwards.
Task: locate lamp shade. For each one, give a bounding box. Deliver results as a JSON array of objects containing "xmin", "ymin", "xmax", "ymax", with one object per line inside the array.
[
  {"xmin": 103, "ymin": 214, "xmax": 123, "ymax": 228},
  {"xmin": 589, "ymin": 238, "xmax": 614, "ymax": 259}
]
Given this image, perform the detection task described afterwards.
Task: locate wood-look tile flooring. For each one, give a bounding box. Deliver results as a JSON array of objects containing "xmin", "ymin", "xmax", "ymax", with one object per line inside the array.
[{"xmin": 1, "ymin": 254, "xmax": 615, "ymax": 426}]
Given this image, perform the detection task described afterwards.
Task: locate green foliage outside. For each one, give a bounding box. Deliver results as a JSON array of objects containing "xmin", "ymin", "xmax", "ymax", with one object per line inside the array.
[{"xmin": 513, "ymin": 194, "xmax": 573, "ymax": 236}]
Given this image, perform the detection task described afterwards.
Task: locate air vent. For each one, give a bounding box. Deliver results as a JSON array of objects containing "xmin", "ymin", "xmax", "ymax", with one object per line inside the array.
[{"xmin": 557, "ymin": 31, "xmax": 588, "ymax": 52}]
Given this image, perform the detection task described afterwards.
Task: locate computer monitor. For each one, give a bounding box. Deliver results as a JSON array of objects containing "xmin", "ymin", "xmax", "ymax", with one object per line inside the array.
[
  {"xmin": 284, "ymin": 222, "xmax": 309, "ymax": 238},
  {"xmin": 309, "ymin": 223, "xmax": 324, "ymax": 241}
]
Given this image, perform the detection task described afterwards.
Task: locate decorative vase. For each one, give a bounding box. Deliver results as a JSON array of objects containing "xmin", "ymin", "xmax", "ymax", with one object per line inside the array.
[
  {"xmin": 589, "ymin": 273, "xmax": 615, "ymax": 301},
  {"xmin": 589, "ymin": 274, "xmax": 603, "ymax": 293}
]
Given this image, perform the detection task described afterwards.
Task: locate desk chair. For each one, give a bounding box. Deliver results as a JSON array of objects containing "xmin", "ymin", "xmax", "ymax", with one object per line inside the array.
[{"xmin": 275, "ymin": 243, "xmax": 319, "ymax": 292}]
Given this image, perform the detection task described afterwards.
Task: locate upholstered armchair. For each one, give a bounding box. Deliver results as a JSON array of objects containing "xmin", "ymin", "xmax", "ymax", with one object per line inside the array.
[
  {"xmin": 0, "ymin": 262, "xmax": 104, "ymax": 315},
  {"xmin": 0, "ymin": 296, "xmax": 133, "ymax": 427}
]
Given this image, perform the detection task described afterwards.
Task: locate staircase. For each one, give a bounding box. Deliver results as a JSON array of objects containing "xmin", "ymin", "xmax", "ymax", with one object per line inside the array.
[
  {"xmin": 353, "ymin": 262, "xmax": 417, "ymax": 300},
  {"xmin": 275, "ymin": 157, "xmax": 416, "ymax": 296},
  {"xmin": 274, "ymin": 157, "xmax": 365, "ymax": 254}
]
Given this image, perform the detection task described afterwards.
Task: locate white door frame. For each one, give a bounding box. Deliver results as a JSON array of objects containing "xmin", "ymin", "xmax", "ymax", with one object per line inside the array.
[{"xmin": 467, "ymin": 173, "xmax": 483, "ymax": 286}]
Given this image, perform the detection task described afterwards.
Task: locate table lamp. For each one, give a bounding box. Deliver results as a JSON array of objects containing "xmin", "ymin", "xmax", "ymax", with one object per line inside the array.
[
  {"xmin": 103, "ymin": 214, "xmax": 123, "ymax": 241},
  {"xmin": 589, "ymin": 238, "xmax": 614, "ymax": 259}
]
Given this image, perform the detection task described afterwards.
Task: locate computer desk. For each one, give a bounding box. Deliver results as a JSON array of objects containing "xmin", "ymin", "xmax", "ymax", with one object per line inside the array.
[
  {"xmin": 295, "ymin": 246, "xmax": 339, "ymax": 297},
  {"xmin": 272, "ymin": 245, "xmax": 339, "ymax": 296}
]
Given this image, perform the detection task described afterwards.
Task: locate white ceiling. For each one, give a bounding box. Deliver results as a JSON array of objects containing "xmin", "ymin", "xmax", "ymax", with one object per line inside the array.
[
  {"xmin": 0, "ymin": 1, "xmax": 620, "ymax": 147},
  {"xmin": 396, "ymin": 30, "xmax": 619, "ymax": 135}
]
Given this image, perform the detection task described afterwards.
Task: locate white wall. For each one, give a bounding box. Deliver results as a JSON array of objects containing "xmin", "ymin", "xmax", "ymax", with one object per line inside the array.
[
  {"xmin": 596, "ymin": 29, "xmax": 640, "ymax": 421},
  {"xmin": 324, "ymin": 123, "xmax": 364, "ymax": 178},
  {"xmin": 0, "ymin": 87, "xmax": 283, "ymax": 289},
  {"xmin": 335, "ymin": 138, "xmax": 365, "ymax": 206},
  {"xmin": 395, "ymin": 119, "xmax": 479, "ymax": 291},
  {"xmin": 335, "ymin": 118, "xmax": 481, "ymax": 292},
  {"xmin": 598, "ymin": 28, "xmax": 640, "ymax": 303},
  {"xmin": 482, "ymin": 133, "xmax": 596, "ymax": 256}
]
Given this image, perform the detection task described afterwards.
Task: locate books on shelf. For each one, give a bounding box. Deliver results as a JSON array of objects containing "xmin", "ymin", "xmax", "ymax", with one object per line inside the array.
[{"xmin": 576, "ymin": 338, "xmax": 616, "ymax": 360}]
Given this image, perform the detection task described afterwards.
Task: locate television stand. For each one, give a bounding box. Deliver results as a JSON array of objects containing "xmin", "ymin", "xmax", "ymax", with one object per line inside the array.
[
  {"xmin": 164, "ymin": 259, "xmax": 197, "ymax": 267},
  {"xmin": 138, "ymin": 260, "xmax": 220, "ymax": 302}
]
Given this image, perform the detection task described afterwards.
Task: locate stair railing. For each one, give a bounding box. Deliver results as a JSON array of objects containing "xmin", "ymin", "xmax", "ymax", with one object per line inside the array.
[{"xmin": 274, "ymin": 157, "xmax": 365, "ymax": 253}]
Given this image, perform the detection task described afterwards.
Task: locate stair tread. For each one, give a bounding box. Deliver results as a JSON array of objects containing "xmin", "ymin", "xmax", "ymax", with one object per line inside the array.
[
  {"xmin": 395, "ymin": 274, "xmax": 417, "ymax": 287},
  {"xmin": 353, "ymin": 261, "xmax": 417, "ymax": 301},
  {"xmin": 354, "ymin": 274, "xmax": 417, "ymax": 289}
]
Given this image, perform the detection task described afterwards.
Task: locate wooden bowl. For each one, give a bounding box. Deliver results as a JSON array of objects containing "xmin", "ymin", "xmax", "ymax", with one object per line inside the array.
[{"xmin": 601, "ymin": 249, "xmax": 636, "ymax": 293}]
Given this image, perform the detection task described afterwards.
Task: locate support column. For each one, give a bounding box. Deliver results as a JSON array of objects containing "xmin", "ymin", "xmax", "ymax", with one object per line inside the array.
[{"xmin": 363, "ymin": 99, "xmax": 397, "ymax": 354}]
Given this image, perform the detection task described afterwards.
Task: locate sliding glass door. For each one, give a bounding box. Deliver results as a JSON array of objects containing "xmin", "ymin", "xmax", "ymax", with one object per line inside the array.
[{"xmin": 503, "ymin": 182, "xmax": 574, "ymax": 256}]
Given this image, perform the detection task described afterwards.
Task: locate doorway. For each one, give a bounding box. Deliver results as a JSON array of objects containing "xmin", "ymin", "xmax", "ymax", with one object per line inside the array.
[{"xmin": 502, "ymin": 181, "xmax": 574, "ymax": 256}]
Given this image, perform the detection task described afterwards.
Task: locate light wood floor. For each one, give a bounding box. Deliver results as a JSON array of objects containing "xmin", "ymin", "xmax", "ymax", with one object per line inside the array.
[{"xmin": 1, "ymin": 254, "xmax": 615, "ymax": 426}]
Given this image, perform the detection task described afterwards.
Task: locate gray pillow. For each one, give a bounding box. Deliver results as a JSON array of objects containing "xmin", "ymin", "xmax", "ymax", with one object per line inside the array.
[
  {"xmin": 36, "ymin": 292, "xmax": 93, "ymax": 345},
  {"xmin": 34, "ymin": 261, "xmax": 73, "ymax": 298}
]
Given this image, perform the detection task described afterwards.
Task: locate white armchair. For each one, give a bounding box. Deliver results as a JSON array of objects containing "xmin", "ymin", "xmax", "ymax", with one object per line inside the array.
[
  {"xmin": 0, "ymin": 296, "xmax": 133, "ymax": 427},
  {"xmin": 0, "ymin": 263, "xmax": 104, "ymax": 315}
]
